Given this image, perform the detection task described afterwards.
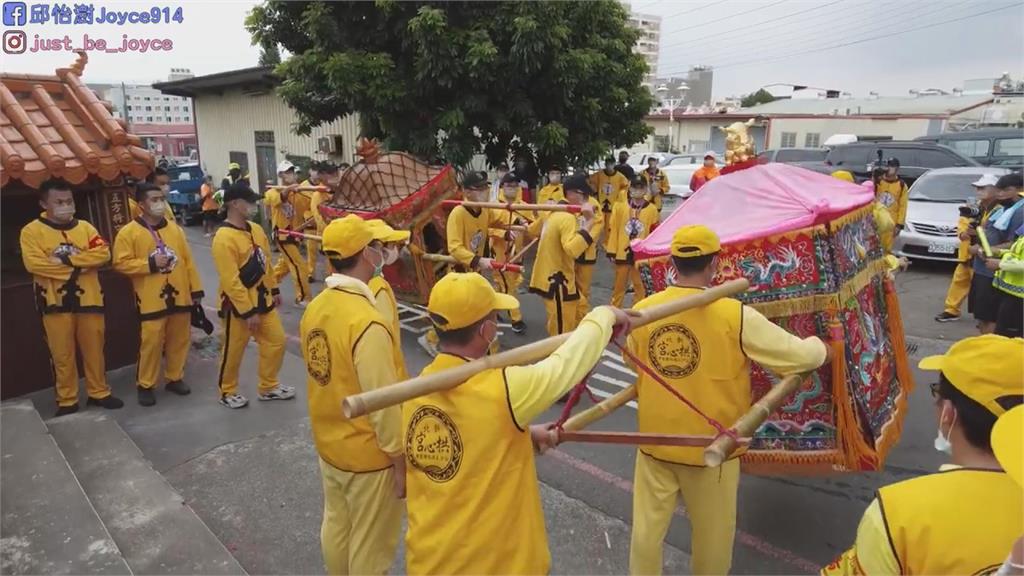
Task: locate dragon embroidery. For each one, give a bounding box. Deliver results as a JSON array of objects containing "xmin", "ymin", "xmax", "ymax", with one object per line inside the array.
[{"xmin": 738, "ymin": 246, "xmax": 799, "ymax": 288}]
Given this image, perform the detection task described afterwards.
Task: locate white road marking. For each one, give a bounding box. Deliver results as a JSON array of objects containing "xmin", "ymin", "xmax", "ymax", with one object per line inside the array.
[
  {"xmin": 590, "ymin": 372, "xmax": 633, "ymax": 391},
  {"xmin": 588, "ymin": 387, "xmax": 638, "ymax": 410}
]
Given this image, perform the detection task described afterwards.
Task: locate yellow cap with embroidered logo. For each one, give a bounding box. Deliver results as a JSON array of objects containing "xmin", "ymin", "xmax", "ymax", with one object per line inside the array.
[
  {"xmin": 322, "ymin": 214, "xmax": 374, "ymax": 258},
  {"xmin": 992, "ymin": 405, "xmax": 1023, "ymax": 491},
  {"xmin": 427, "ymin": 272, "xmax": 518, "ymax": 331},
  {"xmin": 366, "ymin": 219, "xmax": 411, "ymax": 243},
  {"xmin": 919, "ymin": 334, "xmax": 1024, "ymax": 416},
  {"xmin": 671, "ymin": 225, "xmax": 721, "ymax": 258}
]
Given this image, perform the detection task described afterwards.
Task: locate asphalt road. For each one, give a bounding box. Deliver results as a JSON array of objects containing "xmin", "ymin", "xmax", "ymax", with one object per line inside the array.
[{"xmin": 183, "ymin": 225, "xmax": 976, "ymax": 574}]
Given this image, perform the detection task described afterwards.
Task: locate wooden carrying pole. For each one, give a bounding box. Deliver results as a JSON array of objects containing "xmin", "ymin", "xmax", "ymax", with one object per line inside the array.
[
  {"xmin": 264, "ymin": 185, "xmax": 330, "ymax": 193},
  {"xmin": 443, "ymin": 200, "xmax": 582, "ymax": 213},
  {"xmin": 418, "ymin": 253, "xmax": 523, "ymax": 274},
  {"xmin": 558, "ymin": 431, "xmax": 748, "ymax": 448},
  {"xmin": 703, "ymin": 373, "xmax": 807, "ymax": 467},
  {"xmin": 278, "ymin": 230, "xmax": 321, "ymax": 242},
  {"xmin": 559, "ymin": 385, "xmax": 637, "ymax": 433},
  {"xmin": 342, "ymin": 278, "xmax": 750, "ymax": 418},
  {"xmin": 507, "ymin": 238, "xmax": 539, "ymax": 265}
]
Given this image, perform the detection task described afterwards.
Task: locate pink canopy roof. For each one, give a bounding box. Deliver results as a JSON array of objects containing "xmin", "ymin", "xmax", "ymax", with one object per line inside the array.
[{"xmin": 633, "ymin": 163, "xmax": 874, "ymax": 260}]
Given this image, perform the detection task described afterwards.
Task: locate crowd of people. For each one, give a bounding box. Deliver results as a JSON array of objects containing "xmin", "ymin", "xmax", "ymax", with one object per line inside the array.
[{"xmin": 16, "ymin": 144, "xmax": 1023, "ymax": 575}]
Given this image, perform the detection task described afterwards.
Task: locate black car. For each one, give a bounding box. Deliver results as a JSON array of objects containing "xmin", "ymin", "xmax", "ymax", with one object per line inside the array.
[
  {"xmin": 757, "ymin": 148, "xmax": 828, "ymax": 164},
  {"xmin": 791, "ymin": 141, "xmax": 980, "ymax": 184}
]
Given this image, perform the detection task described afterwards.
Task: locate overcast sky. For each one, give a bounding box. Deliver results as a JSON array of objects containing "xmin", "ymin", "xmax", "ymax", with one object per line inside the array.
[{"xmin": 4, "ymin": 0, "xmax": 1022, "ymax": 99}]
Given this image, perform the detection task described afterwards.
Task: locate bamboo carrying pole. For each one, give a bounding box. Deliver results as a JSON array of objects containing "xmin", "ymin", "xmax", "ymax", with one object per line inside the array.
[
  {"xmin": 558, "ymin": 431, "xmax": 749, "ymax": 448},
  {"xmin": 507, "ymin": 238, "xmax": 539, "ymax": 265},
  {"xmin": 342, "ymin": 278, "xmax": 750, "ymax": 418},
  {"xmin": 703, "ymin": 373, "xmax": 807, "ymax": 467},
  {"xmin": 279, "ymin": 230, "xmax": 321, "ymax": 241},
  {"xmin": 443, "ymin": 199, "xmax": 582, "ymax": 213},
  {"xmin": 418, "ymin": 253, "xmax": 523, "ymax": 273},
  {"xmin": 264, "ymin": 184, "xmax": 330, "ymax": 193},
  {"xmin": 559, "ymin": 385, "xmax": 637, "ymax": 433}
]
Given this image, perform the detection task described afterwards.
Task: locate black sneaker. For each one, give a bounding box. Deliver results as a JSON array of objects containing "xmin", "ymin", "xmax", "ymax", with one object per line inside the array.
[
  {"xmin": 137, "ymin": 387, "xmax": 156, "ymax": 407},
  {"xmin": 934, "ymin": 312, "xmax": 960, "ymax": 323},
  {"xmin": 165, "ymin": 380, "xmax": 191, "ymax": 396},
  {"xmin": 86, "ymin": 395, "xmax": 124, "ymax": 410},
  {"xmin": 308, "ymin": 275, "xmax": 317, "ymax": 284},
  {"xmin": 511, "ymin": 320, "xmax": 527, "ymax": 334},
  {"xmin": 54, "ymin": 404, "xmax": 79, "ymax": 417}
]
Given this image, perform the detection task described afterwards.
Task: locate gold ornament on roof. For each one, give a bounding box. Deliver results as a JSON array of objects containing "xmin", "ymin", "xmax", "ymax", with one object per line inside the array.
[{"xmin": 720, "ymin": 119, "xmax": 757, "ymax": 165}]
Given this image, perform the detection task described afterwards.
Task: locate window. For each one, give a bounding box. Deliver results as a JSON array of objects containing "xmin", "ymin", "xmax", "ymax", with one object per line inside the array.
[
  {"xmin": 994, "ymin": 138, "xmax": 1024, "ymax": 158},
  {"xmin": 144, "ymin": 96, "xmax": 150, "ymax": 101},
  {"xmin": 653, "ymin": 134, "xmax": 670, "ymax": 153},
  {"xmin": 780, "ymin": 132, "xmax": 797, "ymax": 147},
  {"xmin": 947, "ymin": 139, "xmax": 990, "ymax": 158},
  {"xmin": 776, "ymin": 149, "xmax": 828, "ymax": 162},
  {"xmin": 126, "ymin": 105, "xmax": 131, "ymax": 111},
  {"xmin": 146, "ymin": 116, "xmax": 153, "ymax": 122},
  {"xmin": 145, "ymin": 106, "xmax": 151, "ymax": 111},
  {"xmin": 912, "ymin": 149, "xmax": 969, "ymax": 169},
  {"xmin": 184, "ymin": 116, "xmax": 191, "ymax": 122},
  {"xmin": 804, "ymin": 133, "xmax": 821, "ymax": 148},
  {"xmin": 165, "ymin": 106, "xmax": 171, "ymax": 111}
]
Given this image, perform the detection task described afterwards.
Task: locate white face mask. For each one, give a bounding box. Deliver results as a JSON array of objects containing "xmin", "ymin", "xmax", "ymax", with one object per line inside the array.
[
  {"xmin": 148, "ymin": 201, "xmax": 166, "ymax": 217},
  {"xmin": 548, "ymin": 173, "xmax": 561, "ymax": 184},
  {"xmin": 933, "ymin": 405, "xmax": 957, "ymax": 455},
  {"xmin": 52, "ymin": 205, "xmax": 76, "ymax": 220},
  {"xmin": 245, "ymin": 203, "xmax": 259, "ymax": 219},
  {"xmin": 368, "ymin": 246, "xmax": 386, "ymax": 277},
  {"xmin": 384, "ymin": 246, "xmax": 399, "ymax": 266},
  {"xmin": 480, "ymin": 320, "xmax": 499, "ymax": 352}
]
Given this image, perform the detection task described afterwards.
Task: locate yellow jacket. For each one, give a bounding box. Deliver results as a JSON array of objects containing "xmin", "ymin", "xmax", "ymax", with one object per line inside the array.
[
  {"xmin": 536, "ymin": 183, "xmax": 565, "ymax": 205},
  {"xmin": 211, "ymin": 221, "xmax": 279, "ymax": 318},
  {"xmin": 302, "ymin": 273, "xmax": 402, "ymax": 472},
  {"xmin": 639, "ymin": 167, "xmax": 670, "ymax": 209},
  {"xmin": 447, "ymin": 205, "xmax": 500, "ymax": 270},
  {"xmin": 20, "ymin": 215, "xmax": 111, "ymax": 314},
  {"xmin": 488, "ymin": 188, "xmax": 532, "ymax": 262},
  {"xmin": 876, "ymin": 178, "xmax": 908, "ymax": 226},
  {"xmin": 310, "ymin": 190, "xmax": 331, "ymax": 233},
  {"xmin": 112, "ymin": 217, "xmax": 203, "ymax": 320},
  {"xmin": 577, "ymin": 196, "xmax": 605, "ymax": 264},
  {"xmin": 589, "ymin": 170, "xmax": 630, "ymax": 214},
  {"xmin": 606, "ymin": 200, "xmax": 660, "ymax": 262},
  {"xmin": 527, "ymin": 209, "xmax": 593, "ymax": 300},
  {"xmin": 264, "ymin": 186, "xmax": 313, "ymax": 243},
  {"xmin": 368, "ymin": 274, "xmax": 409, "ymax": 380}
]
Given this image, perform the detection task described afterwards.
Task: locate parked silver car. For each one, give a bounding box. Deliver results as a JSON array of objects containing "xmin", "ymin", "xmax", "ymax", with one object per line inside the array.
[{"xmin": 894, "ymin": 167, "xmax": 1011, "ymax": 262}]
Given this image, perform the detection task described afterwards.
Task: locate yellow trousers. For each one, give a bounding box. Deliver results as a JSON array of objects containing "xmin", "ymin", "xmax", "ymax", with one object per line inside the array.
[
  {"xmin": 630, "ymin": 452, "xmax": 740, "ymax": 576},
  {"xmin": 273, "ymin": 240, "xmax": 311, "ymax": 303},
  {"xmin": 612, "ymin": 264, "xmax": 646, "ymax": 308},
  {"xmin": 318, "ymin": 458, "xmax": 402, "ymax": 575},
  {"xmin": 574, "ymin": 264, "xmax": 595, "ymax": 324},
  {"xmin": 42, "ymin": 313, "xmax": 109, "ymax": 407},
  {"xmin": 543, "ymin": 296, "xmax": 579, "ymax": 337},
  {"xmin": 217, "ymin": 310, "xmax": 285, "ymax": 397},
  {"xmin": 943, "ymin": 262, "xmax": 973, "ymax": 316},
  {"xmin": 306, "ymin": 238, "xmax": 320, "ymax": 279},
  {"xmin": 493, "ymin": 269, "xmax": 523, "ymax": 323},
  {"xmin": 137, "ymin": 312, "xmax": 191, "ymax": 389}
]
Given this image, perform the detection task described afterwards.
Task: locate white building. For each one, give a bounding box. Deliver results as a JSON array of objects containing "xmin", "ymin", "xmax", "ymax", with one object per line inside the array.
[
  {"xmin": 154, "ymin": 66, "xmax": 359, "ymax": 190},
  {"xmin": 625, "ymin": 7, "xmax": 661, "ymax": 88},
  {"xmin": 90, "ymin": 69, "xmax": 195, "ymax": 126}
]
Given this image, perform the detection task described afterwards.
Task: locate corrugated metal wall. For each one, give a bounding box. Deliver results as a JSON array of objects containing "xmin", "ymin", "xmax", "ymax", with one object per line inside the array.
[{"xmin": 192, "ymin": 87, "xmax": 360, "ymax": 183}]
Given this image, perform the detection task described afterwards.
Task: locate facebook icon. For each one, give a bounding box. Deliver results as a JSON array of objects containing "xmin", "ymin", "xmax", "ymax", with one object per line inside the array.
[{"xmin": 3, "ymin": 2, "xmax": 26, "ymax": 26}]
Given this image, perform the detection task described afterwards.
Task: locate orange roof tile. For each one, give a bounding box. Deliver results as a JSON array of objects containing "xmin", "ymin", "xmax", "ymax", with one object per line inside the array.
[{"xmin": 1, "ymin": 51, "xmax": 154, "ymax": 189}]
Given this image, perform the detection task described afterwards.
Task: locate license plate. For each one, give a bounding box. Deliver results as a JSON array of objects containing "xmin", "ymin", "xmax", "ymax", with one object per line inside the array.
[{"xmin": 927, "ymin": 242, "xmax": 956, "ymax": 254}]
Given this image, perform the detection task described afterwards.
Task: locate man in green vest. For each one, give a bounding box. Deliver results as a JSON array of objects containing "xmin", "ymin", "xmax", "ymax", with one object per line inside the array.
[
  {"xmin": 823, "ymin": 334, "xmax": 1024, "ymax": 575},
  {"xmin": 988, "ymin": 218, "xmax": 1024, "ymax": 338}
]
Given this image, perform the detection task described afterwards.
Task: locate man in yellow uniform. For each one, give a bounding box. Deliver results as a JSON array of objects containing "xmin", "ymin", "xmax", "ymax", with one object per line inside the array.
[
  {"xmin": 589, "ymin": 155, "xmax": 630, "ymax": 241},
  {"xmin": 528, "ymin": 173, "xmax": 597, "ymax": 338},
  {"xmin": 212, "ymin": 182, "xmax": 293, "ymax": 409},
  {"xmin": 21, "ymin": 179, "xmax": 124, "ymax": 417},
  {"xmin": 404, "ymin": 271, "xmax": 633, "ymax": 574},
  {"xmin": 607, "ymin": 177, "xmax": 660, "ymax": 307},
  {"xmin": 128, "ymin": 166, "xmax": 177, "ymax": 223},
  {"xmin": 301, "ymin": 161, "xmax": 324, "ymax": 283},
  {"xmin": 418, "ymin": 171, "xmax": 501, "ymax": 356},
  {"xmin": 875, "ymin": 158, "xmax": 908, "ymax": 244},
  {"xmin": 113, "ymin": 183, "xmax": 203, "ymax": 407},
  {"xmin": 574, "ymin": 190, "xmax": 604, "ymax": 325},
  {"xmin": 310, "ymin": 162, "xmax": 339, "ymax": 247},
  {"xmin": 823, "ymin": 335, "xmax": 1023, "ymax": 575},
  {"xmin": 936, "ymin": 174, "xmax": 995, "ymax": 322},
  {"xmin": 536, "ymin": 166, "xmax": 565, "ymax": 205},
  {"xmin": 628, "ymin": 225, "xmax": 830, "ymax": 576},
  {"xmin": 639, "ymin": 156, "xmax": 670, "ymax": 211},
  {"xmin": 264, "ymin": 160, "xmax": 312, "ymax": 307},
  {"xmin": 301, "ymin": 214, "xmax": 404, "ymax": 576},
  {"xmin": 489, "ymin": 173, "xmax": 530, "ymax": 334},
  {"xmin": 366, "ymin": 219, "xmax": 412, "ymax": 379}
]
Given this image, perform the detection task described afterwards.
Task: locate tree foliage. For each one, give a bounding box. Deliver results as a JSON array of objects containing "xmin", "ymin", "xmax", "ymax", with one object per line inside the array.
[
  {"xmin": 740, "ymin": 88, "xmax": 776, "ymax": 108},
  {"xmin": 246, "ymin": 1, "xmax": 653, "ymax": 169},
  {"xmin": 258, "ymin": 41, "xmax": 281, "ymax": 66}
]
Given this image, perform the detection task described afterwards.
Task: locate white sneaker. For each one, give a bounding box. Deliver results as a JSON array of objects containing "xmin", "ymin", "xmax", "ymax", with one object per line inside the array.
[
  {"xmin": 259, "ymin": 385, "xmax": 296, "ymax": 401},
  {"xmin": 220, "ymin": 393, "xmax": 249, "ymax": 409},
  {"xmin": 417, "ymin": 334, "xmax": 438, "ymax": 358},
  {"xmin": 295, "ymin": 300, "xmax": 307, "ymax": 309}
]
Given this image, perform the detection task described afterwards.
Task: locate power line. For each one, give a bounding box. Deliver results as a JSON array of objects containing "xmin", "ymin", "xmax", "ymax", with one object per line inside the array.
[
  {"xmin": 662, "ymin": 0, "xmax": 787, "ymax": 35},
  {"xmin": 709, "ymin": 2, "xmax": 1021, "ymax": 71},
  {"xmin": 659, "ymin": 0, "xmax": 845, "ymax": 53},
  {"xmin": 656, "ymin": 0, "xmax": 970, "ymax": 77},
  {"xmin": 660, "ymin": 0, "xmax": 730, "ymax": 22}
]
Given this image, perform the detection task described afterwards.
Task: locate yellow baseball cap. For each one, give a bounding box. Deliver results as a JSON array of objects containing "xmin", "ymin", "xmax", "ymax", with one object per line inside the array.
[
  {"xmin": 322, "ymin": 214, "xmax": 374, "ymax": 258},
  {"xmin": 831, "ymin": 170, "xmax": 855, "ymax": 183},
  {"xmin": 366, "ymin": 219, "xmax": 411, "ymax": 243},
  {"xmin": 427, "ymin": 272, "xmax": 518, "ymax": 331},
  {"xmin": 992, "ymin": 405, "xmax": 1023, "ymax": 490},
  {"xmin": 228, "ymin": 162, "xmax": 241, "ymax": 171},
  {"xmin": 919, "ymin": 334, "xmax": 1024, "ymax": 416},
  {"xmin": 671, "ymin": 225, "xmax": 721, "ymax": 258}
]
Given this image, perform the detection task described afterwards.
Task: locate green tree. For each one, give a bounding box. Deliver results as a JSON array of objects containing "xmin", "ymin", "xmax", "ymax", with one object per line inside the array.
[
  {"xmin": 258, "ymin": 40, "xmax": 281, "ymax": 66},
  {"xmin": 246, "ymin": 1, "xmax": 653, "ymax": 169},
  {"xmin": 740, "ymin": 88, "xmax": 776, "ymax": 108}
]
